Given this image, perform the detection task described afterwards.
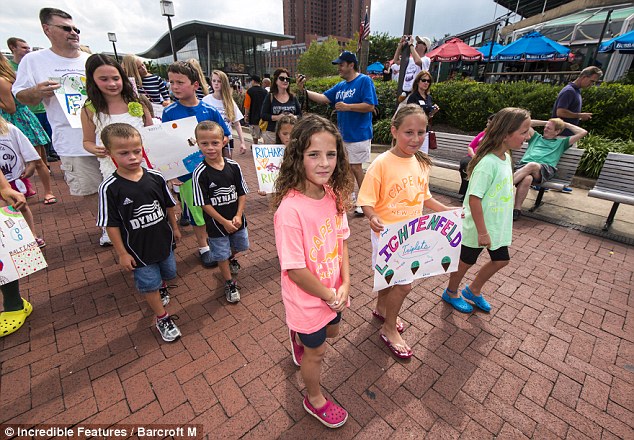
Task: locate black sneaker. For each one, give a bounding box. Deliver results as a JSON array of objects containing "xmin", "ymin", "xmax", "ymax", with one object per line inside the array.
[
  {"xmin": 229, "ymin": 258, "xmax": 241, "ymax": 275},
  {"xmin": 156, "ymin": 315, "xmax": 181, "ymax": 342},
  {"xmin": 159, "ymin": 285, "xmax": 171, "ymax": 306},
  {"xmin": 513, "ymin": 209, "xmax": 521, "ymax": 221},
  {"xmin": 179, "ymin": 216, "xmax": 190, "ymax": 226},
  {"xmin": 225, "ymin": 280, "xmax": 240, "ymax": 303}
]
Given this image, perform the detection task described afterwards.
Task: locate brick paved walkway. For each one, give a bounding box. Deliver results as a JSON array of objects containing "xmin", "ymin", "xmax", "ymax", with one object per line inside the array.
[{"xmin": 1, "ymin": 152, "xmax": 632, "ymax": 439}]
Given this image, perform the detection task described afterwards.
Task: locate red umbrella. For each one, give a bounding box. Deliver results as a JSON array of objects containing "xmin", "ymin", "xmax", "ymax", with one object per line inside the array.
[{"xmin": 427, "ymin": 38, "xmax": 483, "ymax": 62}]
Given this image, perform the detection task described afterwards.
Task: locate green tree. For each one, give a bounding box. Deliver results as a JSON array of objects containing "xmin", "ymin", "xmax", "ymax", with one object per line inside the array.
[
  {"xmin": 344, "ymin": 32, "xmax": 359, "ymax": 54},
  {"xmin": 297, "ymin": 37, "xmax": 341, "ymax": 78},
  {"xmin": 368, "ymin": 32, "xmax": 400, "ymax": 63}
]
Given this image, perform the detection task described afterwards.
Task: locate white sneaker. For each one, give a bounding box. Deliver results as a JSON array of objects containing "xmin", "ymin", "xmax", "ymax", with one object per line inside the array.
[
  {"xmin": 99, "ymin": 229, "xmax": 112, "ymax": 247},
  {"xmin": 156, "ymin": 315, "xmax": 181, "ymax": 342},
  {"xmin": 354, "ymin": 206, "xmax": 364, "ymax": 217}
]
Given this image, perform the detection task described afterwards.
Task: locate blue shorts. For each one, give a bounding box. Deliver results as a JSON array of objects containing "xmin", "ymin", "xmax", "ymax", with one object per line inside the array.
[
  {"xmin": 133, "ymin": 251, "xmax": 177, "ymax": 293},
  {"xmin": 208, "ymin": 227, "xmax": 249, "ymax": 261},
  {"xmin": 298, "ymin": 313, "xmax": 342, "ymax": 348}
]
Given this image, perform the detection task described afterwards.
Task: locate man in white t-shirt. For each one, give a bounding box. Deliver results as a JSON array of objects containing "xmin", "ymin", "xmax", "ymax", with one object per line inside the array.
[
  {"xmin": 12, "ymin": 7, "xmax": 100, "ymax": 196},
  {"xmin": 391, "ymin": 35, "xmax": 432, "ymax": 93}
]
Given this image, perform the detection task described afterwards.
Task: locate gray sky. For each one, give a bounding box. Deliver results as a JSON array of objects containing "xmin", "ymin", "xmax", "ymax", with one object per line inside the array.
[{"xmin": 1, "ymin": 0, "xmax": 511, "ymax": 54}]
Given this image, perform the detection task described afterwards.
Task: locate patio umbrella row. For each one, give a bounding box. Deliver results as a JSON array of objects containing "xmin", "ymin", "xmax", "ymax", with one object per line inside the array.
[{"xmin": 476, "ymin": 31, "xmax": 570, "ymax": 62}]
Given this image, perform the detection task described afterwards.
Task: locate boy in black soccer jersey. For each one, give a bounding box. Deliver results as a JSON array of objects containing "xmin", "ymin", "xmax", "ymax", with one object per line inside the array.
[
  {"xmin": 192, "ymin": 121, "xmax": 249, "ymax": 303},
  {"xmin": 97, "ymin": 123, "xmax": 182, "ymax": 342}
]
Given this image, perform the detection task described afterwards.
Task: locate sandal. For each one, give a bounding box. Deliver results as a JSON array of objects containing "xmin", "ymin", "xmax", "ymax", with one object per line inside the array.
[
  {"xmin": 35, "ymin": 237, "xmax": 46, "ymax": 248},
  {"xmin": 462, "ymin": 285, "xmax": 491, "ymax": 312},
  {"xmin": 303, "ymin": 396, "xmax": 348, "ymax": 428},
  {"xmin": 372, "ymin": 310, "xmax": 405, "ymax": 333},
  {"xmin": 43, "ymin": 196, "xmax": 57, "ymax": 205},
  {"xmin": 0, "ymin": 299, "xmax": 33, "ymax": 337},
  {"xmin": 379, "ymin": 333, "xmax": 413, "ymax": 359}
]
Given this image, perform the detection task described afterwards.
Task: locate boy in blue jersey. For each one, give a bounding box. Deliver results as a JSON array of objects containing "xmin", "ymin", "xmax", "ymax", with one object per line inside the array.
[{"xmin": 161, "ymin": 61, "xmax": 231, "ymax": 268}]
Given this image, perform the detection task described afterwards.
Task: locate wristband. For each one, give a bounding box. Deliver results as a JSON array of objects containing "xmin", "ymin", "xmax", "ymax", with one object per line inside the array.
[{"xmin": 325, "ymin": 288, "xmax": 338, "ymax": 306}]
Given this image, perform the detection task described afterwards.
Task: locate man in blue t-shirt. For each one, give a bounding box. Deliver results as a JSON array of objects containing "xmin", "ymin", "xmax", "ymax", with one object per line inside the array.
[{"xmin": 297, "ymin": 51, "xmax": 378, "ymax": 216}]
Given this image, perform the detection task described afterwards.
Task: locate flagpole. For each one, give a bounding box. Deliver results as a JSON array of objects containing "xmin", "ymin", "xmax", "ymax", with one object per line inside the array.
[{"xmin": 361, "ymin": 7, "xmax": 370, "ymax": 73}]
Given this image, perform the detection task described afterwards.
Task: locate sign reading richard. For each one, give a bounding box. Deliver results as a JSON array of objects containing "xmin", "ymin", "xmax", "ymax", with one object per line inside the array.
[{"xmin": 373, "ymin": 209, "xmax": 462, "ymax": 290}]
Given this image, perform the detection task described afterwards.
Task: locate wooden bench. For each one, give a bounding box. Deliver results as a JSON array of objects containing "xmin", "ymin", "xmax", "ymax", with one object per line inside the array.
[
  {"xmin": 512, "ymin": 144, "xmax": 585, "ymax": 212},
  {"xmin": 427, "ymin": 132, "xmax": 472, "ymax": 170},
  {"xmin": 587, "ymin": 152, "xmax": 634, "ymax": 230}
]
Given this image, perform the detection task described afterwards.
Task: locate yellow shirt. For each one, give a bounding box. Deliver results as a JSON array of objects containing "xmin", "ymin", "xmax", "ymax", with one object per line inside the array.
[{"xmin": 357, "ymin": 151, "xmax": 432, "ymax": 225}]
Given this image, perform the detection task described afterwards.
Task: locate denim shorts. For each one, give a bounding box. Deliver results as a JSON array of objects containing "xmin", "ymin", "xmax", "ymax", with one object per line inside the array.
[
  {"xmin": 133, "ymin": 251, "xmax": 177, "ymax": 293},
  {"xmin": 298, "ymin": 312, "xmax": 342, "ymax": 348},
  {"xmin": 208, "ymin": 227, "xmax": 249, "ymax": 261}
]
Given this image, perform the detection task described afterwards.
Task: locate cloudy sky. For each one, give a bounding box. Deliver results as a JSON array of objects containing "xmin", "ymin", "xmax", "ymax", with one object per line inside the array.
[{"xmin": 1, "ymin": 0, "xmax": 512, "ymax": 54}]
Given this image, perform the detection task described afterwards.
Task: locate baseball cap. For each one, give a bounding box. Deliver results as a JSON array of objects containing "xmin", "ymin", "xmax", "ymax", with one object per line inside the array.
[
  {"xmin": 332, "ymin": 51, "xmax": 358, "ymax": 65},
  {"xmin": 416, "ymin": 36, "xmax": 432, "ymax": 49}
]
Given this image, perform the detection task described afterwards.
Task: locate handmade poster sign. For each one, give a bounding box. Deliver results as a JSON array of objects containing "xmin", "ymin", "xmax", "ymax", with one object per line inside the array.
[
  {"xmin": 50, "ymin": 74, "xmax": 87, "ymax": 128},
  {"xmin": 140, "ymin": 117, "xmax": 201, "ymax": 180},
  {"xmin": 0, "ymin": 206, "xmax": 47, "ymax": 285},
  {"xmin": 373, "ymin": 209, "xmax": 462, "ymax": 290},
  {"xmin": 252, "ymin": 144, "xmax": 285, "ymax": 193}
]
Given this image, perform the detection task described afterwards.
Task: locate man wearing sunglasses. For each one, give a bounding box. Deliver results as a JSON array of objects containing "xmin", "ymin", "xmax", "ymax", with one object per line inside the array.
[{"xmin": 13, "ymin": 7, "xmax": 101, "ymax": 197}]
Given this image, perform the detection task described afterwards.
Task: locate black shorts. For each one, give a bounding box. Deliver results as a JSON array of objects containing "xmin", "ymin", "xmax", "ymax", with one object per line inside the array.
[
  {"xmin": 460, "ymin": 245, "xmax": 510, "ymax": 265},
  {"xmin": 297, "ymin": 312, "xmax": 342, "ymax": 348},
  {"xmin": 514, "ymin": 162, "xmax": 557, "ymax": 184}
]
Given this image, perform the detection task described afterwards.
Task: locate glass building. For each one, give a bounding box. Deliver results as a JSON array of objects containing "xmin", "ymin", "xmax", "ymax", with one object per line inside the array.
[{"xmin": 138, "ymin": 20, "xmax": 293, "ymax": 81}]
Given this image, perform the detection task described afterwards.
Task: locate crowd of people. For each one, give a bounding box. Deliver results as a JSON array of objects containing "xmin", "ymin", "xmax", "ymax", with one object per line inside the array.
[{"xmin": 0, "ymin": 6, "xmax": 603, "ymax": 429}]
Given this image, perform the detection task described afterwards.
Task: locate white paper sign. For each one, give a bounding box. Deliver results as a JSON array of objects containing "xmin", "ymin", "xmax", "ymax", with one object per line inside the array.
[
  {"xmin": 51, "ymin": 74, "xmax": 87, "ymax": 129},
  {"xmin": 251, "ymin": 144, "xmax": 285, "ymax": 193},
  {"xmin": 140, "ymin": 117, "xmax": 201, "ymax": 180},
  {"xmin": 0, "ymin": 206, "xmax": 47, "ymax": 285},
  {"xmin": 373, "ymin": 209, "xmax": 462, "ymax": 290}
]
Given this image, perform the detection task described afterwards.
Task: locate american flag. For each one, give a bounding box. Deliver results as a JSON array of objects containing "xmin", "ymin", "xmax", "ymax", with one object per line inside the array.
[{"xmin": 357, "ymin": 8, "xmax": 370, "ymax": 52}]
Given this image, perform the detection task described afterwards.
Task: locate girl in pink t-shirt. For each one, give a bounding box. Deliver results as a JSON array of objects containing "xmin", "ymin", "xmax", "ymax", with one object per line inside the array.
[
  {"xmin": 273, "ymin": 114, "xmax": 354, "ymax": 429},
  {"xmin": 459, "ymin": 113, "xmax": 496, "ymax": 199}
]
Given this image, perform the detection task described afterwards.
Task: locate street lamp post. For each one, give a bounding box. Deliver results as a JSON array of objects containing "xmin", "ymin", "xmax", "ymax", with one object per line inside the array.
[
  {"xmin": 160, "ymin": 0, "xmax": 177, "ymax": 62},
  {"xmin": 107, "ymin": 32, "xmax": 119, "ymax": 62}
]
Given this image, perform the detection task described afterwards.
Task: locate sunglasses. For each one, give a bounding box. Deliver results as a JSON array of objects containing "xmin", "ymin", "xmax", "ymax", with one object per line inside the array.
[
  {"xmin": 48, "ymin": 24, "xmax": 81, "ymax": 34},
  {"xmin": 420, "ymin": 79, "xmax": 431, "ymax": 83},
  {"xmin": 278, "ymin": 76, "xmax": 291, "ymax": 83}
]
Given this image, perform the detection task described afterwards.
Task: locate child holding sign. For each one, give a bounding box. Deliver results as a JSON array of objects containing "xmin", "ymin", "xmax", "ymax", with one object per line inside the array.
[
  {"xmin": 0, "ymin": 169, "xmax": 32, "ymax": 337},
  {"xmin": 442, "ymin": 108, "xmax": 531, "ymax": 313},
  {"xmin": 273, "ymin": 114, "xmax": 353, "ymax": 428},
  {"xmin": 357, "ymin": 104, "xmax": 454, "ymax": 360},
  {"xmin": 257, "ymin": 115, "xmax": 296, "ymax": 196}
]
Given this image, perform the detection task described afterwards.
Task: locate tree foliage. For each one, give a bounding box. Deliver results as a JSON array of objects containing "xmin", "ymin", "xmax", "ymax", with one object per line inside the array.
[
  {"xmin": 368, "ymin": 32, "xmax": 400, "ymax": 64},
  {"xmin": 297, "ymin": 37, "xmax": 341, "ymax": 78}
]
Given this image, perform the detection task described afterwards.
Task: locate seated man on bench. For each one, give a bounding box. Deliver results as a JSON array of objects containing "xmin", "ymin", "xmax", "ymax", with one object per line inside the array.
[{"xmin": 513, "ymin": 118, "xmax": 587, "ymax": 220}]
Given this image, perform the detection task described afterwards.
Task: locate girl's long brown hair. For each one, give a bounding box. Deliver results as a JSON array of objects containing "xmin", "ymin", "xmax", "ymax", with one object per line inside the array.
[
  {"xmin": 272, "ymin": 114, "xmax": 353, "ymax": 214},
  {"xmin": 467, "ymin": 107, "xmax": 530, "ymax": 178},
  {"xmin": 0, "ymin": 52, "xmax": 16, "ymax": 84},
  {"xmin": 392, "ymin": 104, "xmax": 433, "ymax": 170}
]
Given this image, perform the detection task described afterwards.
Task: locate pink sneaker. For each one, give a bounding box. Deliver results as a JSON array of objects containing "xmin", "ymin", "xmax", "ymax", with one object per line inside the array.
[
  {"xmin": 303, "ymin": 396, "xmax": 348, "ymax": 428},
  {"xmin": 289, "ymin": 329, "xmax": 304, "ymax": 367}
]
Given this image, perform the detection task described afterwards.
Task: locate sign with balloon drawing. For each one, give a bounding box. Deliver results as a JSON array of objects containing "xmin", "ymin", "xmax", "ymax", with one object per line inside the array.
[{"xmin": 373, "ymin": 209, "xmax": 462, "ymax": 290}]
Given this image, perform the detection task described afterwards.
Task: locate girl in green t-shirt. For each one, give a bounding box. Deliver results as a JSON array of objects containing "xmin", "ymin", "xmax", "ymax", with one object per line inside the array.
[{"xmin": 441, "ymin": 108, "xmax": 531, "ymax": 313}]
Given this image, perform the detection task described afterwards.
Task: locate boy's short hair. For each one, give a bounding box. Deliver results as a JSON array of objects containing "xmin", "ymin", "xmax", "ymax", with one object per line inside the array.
[
  {"xmin": 195, "ymin": 121, "xmax": 224, "ymax": 139},
  {"xmin": 101, "ymin": 123, "xmax": 142, "ymax": 150},
  {"xmin": 167, "ymin": 61, "xmax": 199, "ymax": 84},
  {"xmin": 39, "ymin": 8, "xmax": 72, "ymax": 25},
  {"xmin": 548, "ymin": 118, "xmax": 566, "ymax": 132},
  {"xmin": 7, "ymin": 37, "xmax": 26, "ymax": 50}
]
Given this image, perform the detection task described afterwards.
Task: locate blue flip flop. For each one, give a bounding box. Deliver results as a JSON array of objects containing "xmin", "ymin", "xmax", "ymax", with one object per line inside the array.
[
  {"xmin": 462, "ymin": 285, "xmax": 491, "ymax": 312},
  {"xmin": 442, "ymin": 289, "xmax": 473, "ymax": 313}
]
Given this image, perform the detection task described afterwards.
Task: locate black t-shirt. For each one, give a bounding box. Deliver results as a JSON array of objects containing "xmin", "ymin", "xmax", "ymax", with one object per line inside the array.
[
  {"xmin": 192, "ymin": 159, "xmax": 249, "ymax": 238},
  {"xmin": 407, "ymin": 90, "xmax": 434, "ymax": 116},
  {"xmin": 97, "ymin": 169, "xmax": 176, "ymax": 266},
  {"xmin": 246, "ymin": 85, "xmax": 268, "ymax": 122}
]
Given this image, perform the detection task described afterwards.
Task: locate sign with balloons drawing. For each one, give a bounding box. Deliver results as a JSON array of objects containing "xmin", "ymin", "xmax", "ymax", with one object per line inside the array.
[{"xmin": 373, "ymin": 209, "xmax": 462, "ymax": 290}]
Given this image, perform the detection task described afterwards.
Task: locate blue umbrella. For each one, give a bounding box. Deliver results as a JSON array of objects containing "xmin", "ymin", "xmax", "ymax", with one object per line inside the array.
[
  {"xmin": 496, "ymin": 31, "xmax": 570, "ymax": 61},
  {"xmin": 366, "ymin": 62, "xmax": 385, "ymax": 74},
  {"xmin": 476, "ymin": 42, "xmax": 505, "ymax": 61},
  {"xmin": 599, "ymin": 29, "xmax": 634, "ymax": 54}
]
